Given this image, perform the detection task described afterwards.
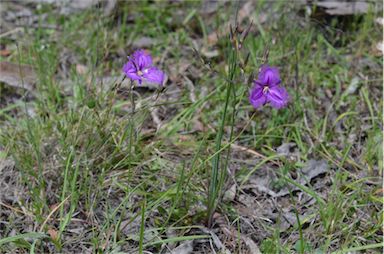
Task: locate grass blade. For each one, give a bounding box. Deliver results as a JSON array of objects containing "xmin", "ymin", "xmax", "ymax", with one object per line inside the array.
[{"xmin": 0, "ymin": 233, "xmax": 47, "ymax": 246}]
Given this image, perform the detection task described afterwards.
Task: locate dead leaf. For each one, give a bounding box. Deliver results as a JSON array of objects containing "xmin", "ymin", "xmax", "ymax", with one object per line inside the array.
[
  {"xmin": 76, "ymin": 64, "xmax": 88, "ymax": 75},
  {"xmin": 223, "ymin": 184, "xmax": 237, "ymax": 202},
  {"xmin": 168, "ymin": 59, "xmax": 190, "ymax": 82},
  {"xmin": 184, "ymin": 76, "xmax": 196, "ymax": 102},
  {"xmin": 301, "ymin": 159, "xmax": 328, "ymax": 180},
  {"xmin": 269, "ymin": 210, "xmax": 311, "ymax": 232},
  {"xmin": 169, "ymin": 240, "xmax": 193, "ymax": 254},
  {"xmin": 48, "ymin": 228, "xmax": 58, "ymax": 241},
  {"xmin": 132, "ymin": 37, "xmax": 157, "ymax": 48},
  {"xmin": 376, "ymin": 42, "xmax": 383, "ymax": 55},
  {"xmin": 104, "ymin": 0, "xmax": 117, "ymax": 16},
  {"xmin": 57, "ymin": 0, "xmax": 117, "ymax": 16},
  {"xmin": 61, "ymin": 0, "xmax": 98, "ymax": 12},
  {"xmin": 344, "ymin": 77, "xmax": 361, "ymax": 95},
  {"xmin": 200, "ymin": 48, "xmax": 219, "ymax": 58},
  {"xmin": 241, "ymin": 234, "xmax": 261, "ymax": 254},
  {"xmin": 0, "ymin": 157, "xmax": 16, "ymax": 196},
  {"xmin": 49, "ymin": 203, "xmax": 59, "ymax": 211},
  {"xmin": 150, "ymin": 107, "xmax": 162, "ymax": 130},
  {"xmin": 212, "ymin": 213, "xmax": 261, "ymax": 254},
  {"xmin": 201, "ymin": 227, "xmax": 231, "ymax": 254},
  {"xmin": 200, "ymin": 0, "xmax": 220, "ymax": 15},
  {"xmin": 24, "ymin": 0, "xmax": 56, "ymax": 3},
  {"xmin": 191, "ymin": 117, "xmax": 205, "ymax": 132},
  {"xmin": 245, "ymin": 181, "xmax": 278, "ymax": 197},
  {"xmin": 276, "ymin": 142, "xmax": 300, "ymax": 160},
  {"xmin": 120, "ymin": 214, "xmax": 159, "ymax": 242},
  {"xmin": 0, "ymin": 61, "xmax": 36, "ymax": 91},
  {"xmin": 276, "ymin": 159, "xmax": 329, "ymax": 197},
  {"xmin": 315, "ymin": 1, "xmax": 370, "ymax": 15},
  {"xmin": 0, "ymin": 49, "xmax": 11, "ymax": 57}
]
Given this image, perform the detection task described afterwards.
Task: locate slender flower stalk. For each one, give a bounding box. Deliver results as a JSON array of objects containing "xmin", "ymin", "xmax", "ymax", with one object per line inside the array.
[
  {"xmin": 206, "ymin": 23, "xmax": 288, "ymax": 228},
  {"xmin": 207, "ymin": 22, "xmax": 245, "ymax": 227},
  {"xmin": 128, "ymin": 80, "xmax": 135, "ymax": 155},
  {"xmin": 208, "ymin": 49, "xmax": 237, "ymax": 227},
  {"xmin": 122, "ymin": 49, "xmax": 165, "ymax": 156}
]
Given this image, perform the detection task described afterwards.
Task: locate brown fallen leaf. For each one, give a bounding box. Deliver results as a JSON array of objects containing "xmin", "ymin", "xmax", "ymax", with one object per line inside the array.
[
  {"xmin": 0, "ymin": 49, "xmax": 11, "ymax": 57},
  {"xmin": 48, "ymin": 228, "xmax": 58, "ymax": 241},
  {"xmin": 0, "ymin": 61, "xmax": 36, "ymax": 91},
  {"xmin": 76, "ymin": 64, "xmax": 88, "ymax": 75}
]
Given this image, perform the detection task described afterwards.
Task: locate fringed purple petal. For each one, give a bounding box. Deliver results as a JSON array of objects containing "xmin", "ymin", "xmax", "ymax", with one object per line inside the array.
[
  {"xmin": 143, "ymin": 67, "xmax": 165, "ymax": 85},
  {"xmin": 132, "ymin": 50, "xmax": 153, "ymax": 69},
  {"xmin": 123, "ymin": 62, "xmax": 141, "ymax": 81},
  {"xmin": 258, "ymin": 65, "xmax": 281, "ymax": 87},
  {"xmin": 267, "ymin": 86, "xmax": 289, "ymax": 109},
  {"xmin": 249, "ymin": 85, "xmax": 267, "ymax": 109}
]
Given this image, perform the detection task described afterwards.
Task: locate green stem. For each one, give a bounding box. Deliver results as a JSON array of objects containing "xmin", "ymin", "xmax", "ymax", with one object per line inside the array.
[
  {"xmin": 128, "ymin": 80, "xmax": 135, "ymax": 157},
  {"xmin": 207, "ymin": 48, "xmax": 237, "ymax": 227},
  {"xmin": 138, "ymin": 198, "xmax": 146, "ymax": 254}
]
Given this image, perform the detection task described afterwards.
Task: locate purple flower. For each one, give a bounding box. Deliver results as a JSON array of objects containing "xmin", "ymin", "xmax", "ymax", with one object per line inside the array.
[
  {"xmin": 249, "ymin": 65, "xmax": 289, "ymax": 109},
  {"xmin": 123, "ymin": 49, "xmax": 165, "ymax": 85}
]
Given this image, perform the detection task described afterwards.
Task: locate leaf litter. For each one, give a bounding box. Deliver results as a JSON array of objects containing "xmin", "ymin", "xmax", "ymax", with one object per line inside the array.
[{"xmin": 0, "ymin": 61, "xmax": 37, "ymax": 92}]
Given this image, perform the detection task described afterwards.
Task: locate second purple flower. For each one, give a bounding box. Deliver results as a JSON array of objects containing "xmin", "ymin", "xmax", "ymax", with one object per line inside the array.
[
  {"xmin": 123, "ymin": 49, "xmax": 165, "ymax": 85},
  {"xmin": 249, "ymin": 65, "xmax": 289, "ymax": 109}
]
